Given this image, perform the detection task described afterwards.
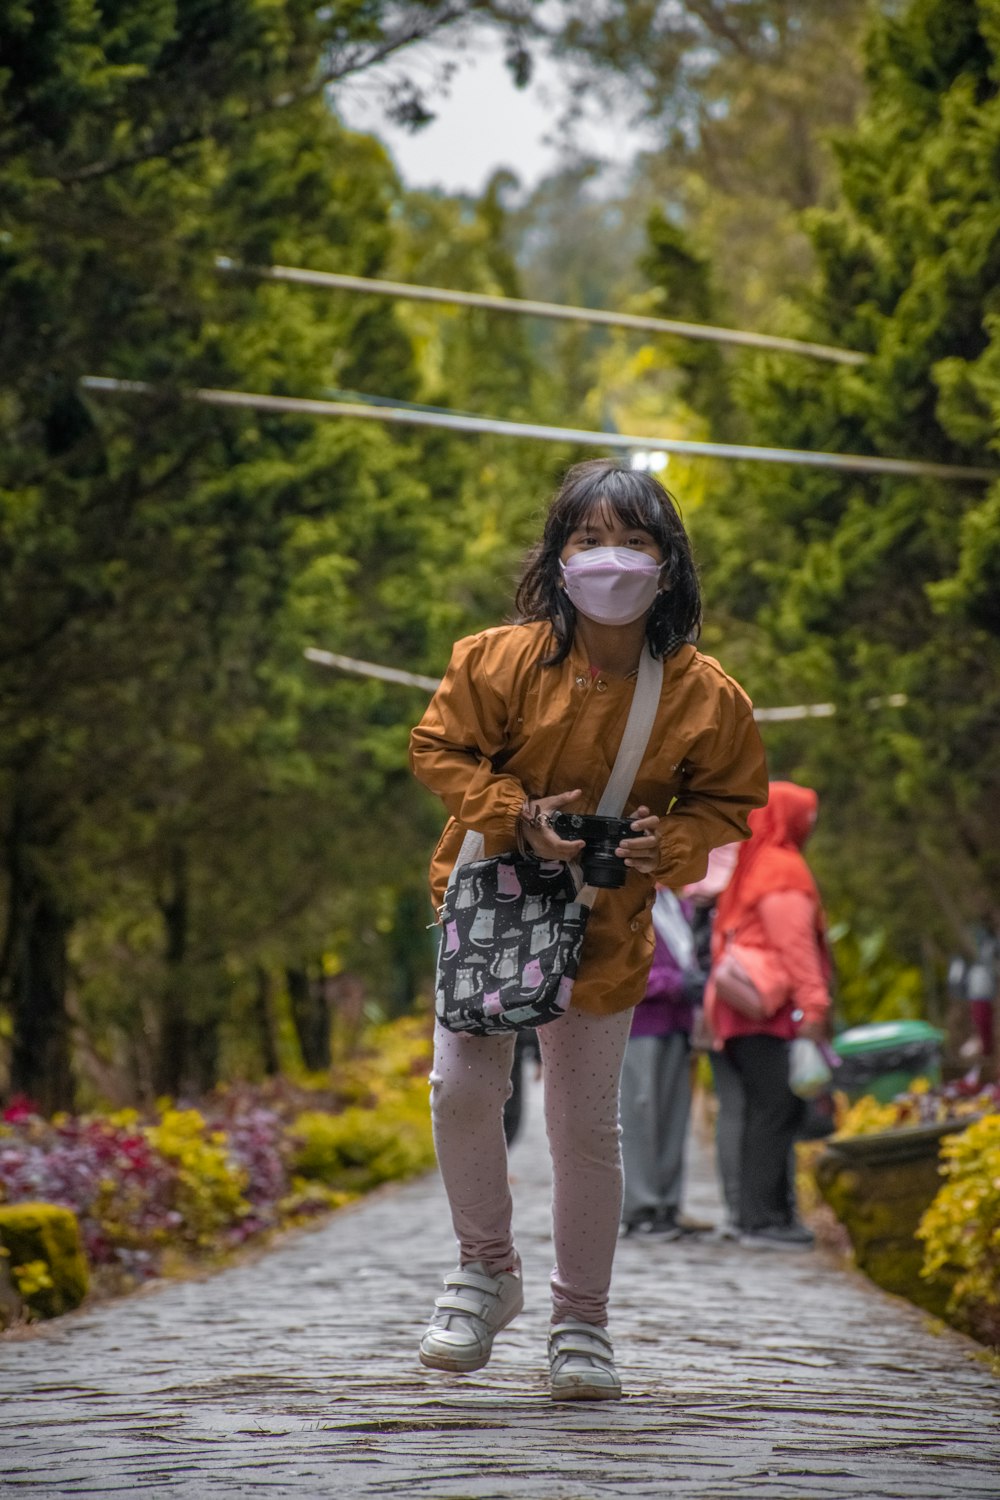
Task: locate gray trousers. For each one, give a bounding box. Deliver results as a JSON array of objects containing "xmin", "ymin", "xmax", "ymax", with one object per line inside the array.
[{"xmin": 620, "ymin": 1032, "xmax": 692, "ymax": 1226}]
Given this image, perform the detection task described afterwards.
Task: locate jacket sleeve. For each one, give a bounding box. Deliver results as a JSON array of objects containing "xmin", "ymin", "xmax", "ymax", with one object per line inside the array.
[
  {"xmin": 408, "ymin": 633, "xmax": 525, "ymax": 840},
  {"xmin": 757, "ymin": 890, "xmax": 831, "ymax": 1025},
  {"xmin": 655, "ymin": 696, "xmax": 768, "ymax": 888}
]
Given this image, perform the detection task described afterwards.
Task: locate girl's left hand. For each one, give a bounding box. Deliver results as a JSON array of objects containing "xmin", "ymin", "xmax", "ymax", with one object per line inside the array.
[{"xmin": 617, "ymin": 806, "xmax": 661, "ymax": 875}]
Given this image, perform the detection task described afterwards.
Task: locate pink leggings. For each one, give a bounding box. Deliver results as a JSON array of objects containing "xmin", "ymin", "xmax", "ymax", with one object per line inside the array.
[{"xmin": 429, "ymin": 1005, "xmax": 633, "ymax": 1326}]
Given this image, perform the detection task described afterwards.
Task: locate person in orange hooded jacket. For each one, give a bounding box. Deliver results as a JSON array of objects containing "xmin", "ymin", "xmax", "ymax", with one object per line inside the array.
[{"xmin": 705, "ymin": 781, "xmax": 833, "ymax": 1249}]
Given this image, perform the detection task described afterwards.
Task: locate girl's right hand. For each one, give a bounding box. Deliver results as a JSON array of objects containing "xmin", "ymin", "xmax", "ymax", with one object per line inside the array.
[{"xmin": 519, "ymin": 789, "xmax": 587, "ymax": 862}]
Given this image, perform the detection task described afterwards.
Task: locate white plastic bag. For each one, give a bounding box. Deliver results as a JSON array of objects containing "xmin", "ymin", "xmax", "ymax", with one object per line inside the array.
[{"xmin": 789, "ymin": 1037, "xmax": 834, "ymax": 1099}]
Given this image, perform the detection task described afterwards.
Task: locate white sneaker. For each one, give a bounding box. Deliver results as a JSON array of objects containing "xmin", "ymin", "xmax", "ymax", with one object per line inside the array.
[
  {"xmin": 419, "ymin": 1261, "xmax": 524, "ymax": 1373},
  {"xmin": 548, "ymin": 1319, "xmax": 622, "ymax": 1401}
]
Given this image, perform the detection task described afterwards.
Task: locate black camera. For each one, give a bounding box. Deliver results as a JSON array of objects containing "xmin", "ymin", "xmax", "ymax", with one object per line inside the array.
[{"xmin": 549, "ymin": 812, "xmax": 637, "ymax": 889}]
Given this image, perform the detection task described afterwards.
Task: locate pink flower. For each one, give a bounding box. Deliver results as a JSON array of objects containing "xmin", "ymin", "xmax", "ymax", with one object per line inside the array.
[{"xmin": 2, "ymin": 1095, "xmax": 39, "ymax": 1125}]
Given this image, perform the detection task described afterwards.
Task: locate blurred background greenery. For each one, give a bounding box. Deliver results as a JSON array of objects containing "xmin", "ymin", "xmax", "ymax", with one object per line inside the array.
[{"xmin": 2, "ymin": 0, "xmax": 998, "ymax": 1110}]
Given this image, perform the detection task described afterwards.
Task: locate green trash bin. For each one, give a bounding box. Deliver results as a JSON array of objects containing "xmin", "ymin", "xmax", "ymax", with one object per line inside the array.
[{"xmin": 832, "ymin": 1019, "xmax": 944, "ymax": 1103}]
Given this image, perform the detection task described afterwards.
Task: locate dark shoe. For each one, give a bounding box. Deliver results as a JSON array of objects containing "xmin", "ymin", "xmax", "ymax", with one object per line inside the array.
[
  {"xmin": 621, "ymin": 1210, "xmax": 656, "ymax": 1238},
  {"xmin": 739, "ymin": 1222, "xmax": 815, "ymax": 1251},
  {"xmin": 646, "ymin": 1208, "xmax": 684, "ymax": 1240}
]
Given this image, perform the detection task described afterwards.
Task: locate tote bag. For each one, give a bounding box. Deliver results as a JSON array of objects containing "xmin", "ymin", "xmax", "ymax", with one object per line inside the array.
[
  {"xmin": 433, "ymin": 649, "xmax": 663, "ymax": 1036},
  {"xmin": 713, "ymin": 938, "xmax": 791, "ymax": 1022},
  {"xmin": 435, "ymin": 852, "xmax": 590, "ymax": 1034}
]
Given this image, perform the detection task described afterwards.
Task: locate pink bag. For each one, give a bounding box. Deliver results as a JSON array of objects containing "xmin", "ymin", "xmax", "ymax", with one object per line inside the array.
[{"xmin": 713, "ymin": 940, "xmax": 791, "ymax": 1021}]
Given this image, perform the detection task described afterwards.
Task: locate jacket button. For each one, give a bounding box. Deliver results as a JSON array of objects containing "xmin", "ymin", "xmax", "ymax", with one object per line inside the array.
[
  {"xmin": 595, "ymin": 679, "xmax": 608, "ymax": 693},
  {"xmin": 629, "ymin": 918, "xmax": 640, "ymax": 931},
  {"xmin": 575, "ymin": 675, "xmax": 587, "ymax": 688}
]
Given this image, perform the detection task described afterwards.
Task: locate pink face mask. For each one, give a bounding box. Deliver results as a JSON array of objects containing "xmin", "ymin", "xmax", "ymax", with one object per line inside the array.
[{"xmin": 560, "ymin": 546, "xmax": 661, "ymax": 625}]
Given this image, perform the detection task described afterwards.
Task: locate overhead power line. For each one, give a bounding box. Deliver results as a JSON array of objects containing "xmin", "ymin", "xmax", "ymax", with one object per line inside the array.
[
  {"xmin": 81, "ymin": 377, "xmax": 999, "ymax": 483},
  {"xmin": 303, "ymin": 646, "xmax": 908, "ymax": 724},
  {"xmin": 215, "ymin": 256, "xmax": 868, "ymax": 368},
  {"xmin": 305, "ymin": 648, "xmax": 442, "ymax": 693}
]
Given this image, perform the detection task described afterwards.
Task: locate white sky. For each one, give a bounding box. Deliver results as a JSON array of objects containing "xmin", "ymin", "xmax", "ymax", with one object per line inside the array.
[{"xmin": 338, "ymin": 30, "xmax": 649, "ymax": 196}]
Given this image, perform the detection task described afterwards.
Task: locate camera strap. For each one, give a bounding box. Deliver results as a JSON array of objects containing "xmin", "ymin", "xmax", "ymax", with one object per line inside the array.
[
  {"xmin": 593, "ymin": 648, "xmax": 664, "ymax": 817},
  {"xmin": 578, "ymin": 646, "xmax": 663, "ymax": 905},
  {"xmin": 449, "ymin": 647, "xmax": 665, "ymax": 908}
]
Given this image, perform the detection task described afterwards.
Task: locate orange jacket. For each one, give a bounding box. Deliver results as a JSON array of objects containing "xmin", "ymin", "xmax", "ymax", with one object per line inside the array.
[
  {"xmin": 706, "ymin": 780, "xmax": 833, "ymax": 1043},
  {"xmin": 409, "ymin": 622, "xmax": 768, "ymax": 1016},
  {"xmin": 706, "ymin": 888, "xmax": 833, "ymax": 1043}
]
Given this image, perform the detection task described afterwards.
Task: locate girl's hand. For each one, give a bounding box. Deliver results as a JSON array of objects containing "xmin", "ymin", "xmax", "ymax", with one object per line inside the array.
[
  {"xmin": 617, "ymin": 806, "xmax": 661, "ymax": 876},
  {"xmin": 519, "ymin": 789, "xmax": 587, "ymax": 862}
]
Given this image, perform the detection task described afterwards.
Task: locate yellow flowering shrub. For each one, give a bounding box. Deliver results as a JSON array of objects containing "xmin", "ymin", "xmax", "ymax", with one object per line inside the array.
[
  {"xmin": 291, "ymin": 1097, "xmax": 434, "ymax": 1195},
  {"xmin": 832, "ymin": 1079, "xmax": 994, "ymax": 1139},
  {"xmin": 278, "ymin": 1179, "xmax": 356, "ymax": 1221},
  {"xmin": 0, "ymin": 1203, "xmax": 89, "ymax": 1320},
  {"xmin": 144, "ymin": 1109, "xmax": 251, "ymax": 1248},
  {"xmin": 833, "ymin": 1093, "xmax": 902, "ymax": 1138},
  {"xmin": 0, "ymin": 1013, "xmax": 436, "ymax": 1316},
  {"xmin": 335, "ymin": 1015, "xmax": 434, "ymax": 1108},
  {"xmin": 287, "ymin": 1014, "xmax": 434, "ymax": 1195},
  {"xmin": 12, "ymin": 1259, "xmax": 54, "ymax": 1300},
  {"xmin": 918, "ymin": 1113, "xmax": 1000, "ymax": 1319}
]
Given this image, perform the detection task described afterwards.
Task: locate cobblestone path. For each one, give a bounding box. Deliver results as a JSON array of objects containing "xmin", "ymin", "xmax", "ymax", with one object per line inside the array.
[{"xmin": 1, "ymin": 1081, "xmax": 998, "ymax": 1499}]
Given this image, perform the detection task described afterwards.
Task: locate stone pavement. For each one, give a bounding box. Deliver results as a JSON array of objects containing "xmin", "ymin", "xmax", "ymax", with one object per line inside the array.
[{"xmin": 1, "ymin": 1080, "xmax": 998, "ymax": 1500}]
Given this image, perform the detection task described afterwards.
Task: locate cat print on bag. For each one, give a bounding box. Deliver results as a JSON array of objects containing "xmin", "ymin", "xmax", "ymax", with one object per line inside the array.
[
  {"xmin": 530, "ymin": 919, "xmax": 559, "ymax": 955},
  {"xmin": 496, "ymin": 863, "xmax": 523, "ymax": 901},
  {"xmin": 454, "ymin": 875, "xmax": 483, "ymax": 910},
  {"xmin": 469, "ymin": 907, "xmax": 495, "ymax": 946},
  {"xmin": 490, "ymin": 946, "xmax": 520, "ymax": 981}
]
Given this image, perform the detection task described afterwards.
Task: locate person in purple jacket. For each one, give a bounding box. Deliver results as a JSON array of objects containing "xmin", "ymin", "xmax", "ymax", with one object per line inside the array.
[{"xmin": 620, "ymin": 887, "xmax": 706, "ymax": 1238}]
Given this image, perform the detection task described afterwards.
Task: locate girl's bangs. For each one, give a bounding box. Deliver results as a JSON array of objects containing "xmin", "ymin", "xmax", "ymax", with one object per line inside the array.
[{"xmin": 558, "ymin": 469, "xmax": 672, "ymax": 542}]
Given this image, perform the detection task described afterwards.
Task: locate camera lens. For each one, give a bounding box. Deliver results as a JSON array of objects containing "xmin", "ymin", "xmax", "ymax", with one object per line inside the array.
[
  {"xmin": 550, "ymin": 813, "xmax": 631, "ymax": 887},
  {"xmin": 581, "ymin": 845, "xmax": 628, "ymax": 889}
]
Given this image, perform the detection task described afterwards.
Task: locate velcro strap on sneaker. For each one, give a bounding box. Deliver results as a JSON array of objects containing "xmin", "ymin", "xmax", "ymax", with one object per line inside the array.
[
  {"xmin": 550, "ymin": 1324, "xmax": 614, "ymax": 1357},
  {"xmin": 434, "ymin": 1293, "xmax": 488, "ymax": 1317},
  {"xmin": 444, "ymin": 1268, "xmax": 502, "ymax": 1295},
  {"xmin": 550, "ymin": 1337, "xmax": 614, "ymax": 1361}
]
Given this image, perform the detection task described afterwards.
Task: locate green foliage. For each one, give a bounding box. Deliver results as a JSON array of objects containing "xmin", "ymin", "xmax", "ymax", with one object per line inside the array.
[
  {"xmin": 690, "ymin": 0, "xmax": 1000, "ymax": 983},
  {"xmin": 829, "ymin": 923, "xmax": 924, "ymax": 1026},
  {"xmin": 552, "ymin": 1, "xmax": 870, "ymax": 328},
  {"xmin": 812, "ymin": 1143, "xmax": 950, "ymax": 1318},
  {"xmin": 918, "ymin": 1113, "xmax": 1000, "ymax": 1332},
  {"xmin": 291, "ymin": 1014, "xmax": 435, "ymax": 1190},
  {"xmin": 6, "ymin": 0, "xmax": 981, "ymax": 1114},
  {"xmin": 335, "ymin": 1014, "xmax": 434, "ymax": 1102},
  {"xmin": 0, "ymin": 1203, "xmax": 89, "ymax": 1320},
  {"xmin": 0, "ymin": 2, "xmax": 549, "ymax": 1106},
  {"xmin": 290, "ymin": 1101, "xmax": 434, "ymax": 1194}
]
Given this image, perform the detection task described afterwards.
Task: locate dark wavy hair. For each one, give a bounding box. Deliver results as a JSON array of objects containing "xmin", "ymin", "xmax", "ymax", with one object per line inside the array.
[{"xmin": 514, "ymin": 459, "xmax": 702, "ymax": 666}]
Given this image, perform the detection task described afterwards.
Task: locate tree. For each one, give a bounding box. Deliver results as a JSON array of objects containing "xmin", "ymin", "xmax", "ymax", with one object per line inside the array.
[
  {"xmin": 0, "ymin": 0, "xmax": 544, "ymax": 1107},
  {"xmin": 548, "ymin": 0, "xmax": 871, "ymax": 328},
  {"xmin": 692, "ymin": 0, "xmax": 1000, "ymax": 1008}
]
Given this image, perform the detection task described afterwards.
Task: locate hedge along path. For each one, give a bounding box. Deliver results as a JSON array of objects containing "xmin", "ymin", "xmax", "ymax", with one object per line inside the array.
[{"xmin": 0, "ymin": 1083, "xmax": 998, "ymax": 1499}]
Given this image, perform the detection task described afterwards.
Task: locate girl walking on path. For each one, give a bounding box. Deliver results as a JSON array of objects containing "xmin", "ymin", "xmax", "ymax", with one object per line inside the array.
[
  {"xmin": 705, "ymin": 781, "xmax": 833, "ymax": 1249},
  {"xmin": 409, "ymin": 458, "xmax": 768, "ymax": 1400}
]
